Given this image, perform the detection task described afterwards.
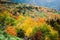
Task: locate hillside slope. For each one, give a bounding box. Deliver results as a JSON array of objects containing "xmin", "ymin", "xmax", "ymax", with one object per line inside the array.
[{"xmin": 0, "ymin": 2, "xmax": 60, "ymax": 40}]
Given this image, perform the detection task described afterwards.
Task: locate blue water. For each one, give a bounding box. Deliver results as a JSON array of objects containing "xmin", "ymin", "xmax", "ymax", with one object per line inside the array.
[{"xmin": 10, "ymin": 0, "xmax": 60, "ymax": 11}]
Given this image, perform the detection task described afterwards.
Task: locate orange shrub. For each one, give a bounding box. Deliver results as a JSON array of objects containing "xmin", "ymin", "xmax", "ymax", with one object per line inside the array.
[
  {"xmin": 4, "ymin": 25, "xmax": 17, "ymax": 36},
  {"xmin": 36, "ymin": 18, "xmax": 45, "ymax": 26}
]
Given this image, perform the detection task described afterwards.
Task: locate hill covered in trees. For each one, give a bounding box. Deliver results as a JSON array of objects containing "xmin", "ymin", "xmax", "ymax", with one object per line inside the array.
[{"xmin": 0, "ymin": 1, "xmax": 60, "ymax": 40}]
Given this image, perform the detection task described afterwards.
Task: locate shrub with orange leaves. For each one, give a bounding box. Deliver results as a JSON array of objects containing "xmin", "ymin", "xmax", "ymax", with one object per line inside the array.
[
  {"xmin": 36, "ymin": 17, "xmax": 45, "ymax": 26},
  {"xmin": 4, "ymin": 25, "xmax": 17, "ymax": 36}
]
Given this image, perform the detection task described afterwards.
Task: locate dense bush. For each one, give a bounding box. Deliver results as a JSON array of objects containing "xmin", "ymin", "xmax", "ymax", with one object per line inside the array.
[
  {"xmin": 0, "ymin": 30, "xmax": 23, "ymax": 40},
  {"xmin": 0, "ymin": 11, "xmax": 16, "ymax": 26}
]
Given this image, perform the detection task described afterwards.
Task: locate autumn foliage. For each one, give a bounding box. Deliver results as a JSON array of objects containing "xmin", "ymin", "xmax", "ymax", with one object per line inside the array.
[{"xmin": 4, "ymin": 25, "xmax": 17, "ymax": 36}]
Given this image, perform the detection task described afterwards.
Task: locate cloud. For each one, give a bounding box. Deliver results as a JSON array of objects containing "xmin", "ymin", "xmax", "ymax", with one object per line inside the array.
[{"xmin": 46, "ymin": 0, "xmax": 52, "ymax": 2}]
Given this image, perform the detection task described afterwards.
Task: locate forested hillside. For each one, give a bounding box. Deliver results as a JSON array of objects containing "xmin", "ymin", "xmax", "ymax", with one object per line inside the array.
[{"xmin": 0, "ymin": 1, "xmax": 60, "ymax": 40}]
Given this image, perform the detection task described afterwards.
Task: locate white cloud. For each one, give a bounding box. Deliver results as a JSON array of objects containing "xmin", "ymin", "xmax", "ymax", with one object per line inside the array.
[{"xmin": 46, "ymin": 0, "xmax": 52, "ymax": 2}]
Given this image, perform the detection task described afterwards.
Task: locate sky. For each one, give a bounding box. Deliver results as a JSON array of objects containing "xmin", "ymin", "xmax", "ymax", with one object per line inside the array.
[{"xmin": 10, "ymin": 0, "xmax": 60, "ymax": 11}]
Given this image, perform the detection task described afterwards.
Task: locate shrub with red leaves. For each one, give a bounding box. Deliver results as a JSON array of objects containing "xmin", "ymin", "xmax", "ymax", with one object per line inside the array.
[{"xmin": 31, "ymin": 30, "xmax": 42, "ymax": 40}]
